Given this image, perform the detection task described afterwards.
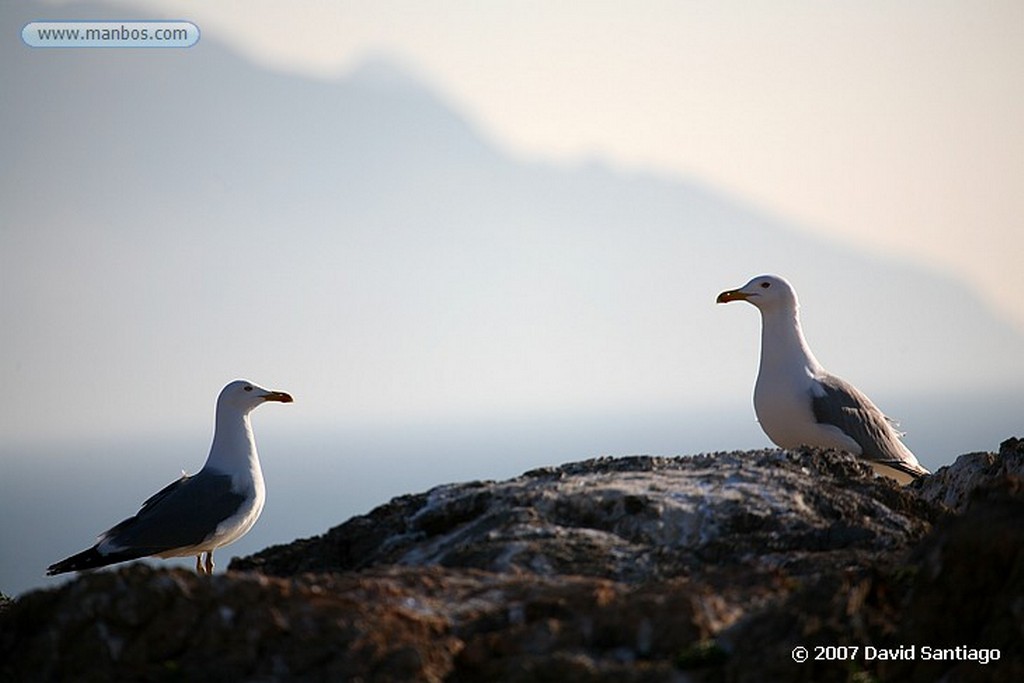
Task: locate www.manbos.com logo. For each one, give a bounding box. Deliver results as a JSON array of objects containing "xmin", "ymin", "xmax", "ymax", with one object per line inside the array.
[{"xmin": 22, "ymin": 21, "xmax": 200, "ymax": 48}]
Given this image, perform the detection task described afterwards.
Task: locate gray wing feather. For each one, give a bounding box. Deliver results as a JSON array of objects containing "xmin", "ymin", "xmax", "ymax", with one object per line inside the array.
[
  {"xmin": 101, "ymin": 471, "xmax": 245, "ymax": 553},
  {"xmin": 811, "ymin": 374, "xmax": 924, "ymax": 479}
]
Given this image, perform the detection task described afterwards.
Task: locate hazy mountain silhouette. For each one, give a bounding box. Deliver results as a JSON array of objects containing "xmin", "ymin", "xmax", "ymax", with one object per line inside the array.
[{"xmin": 3, "ymin": 1, "xmax": 1023, "ymax": 441}]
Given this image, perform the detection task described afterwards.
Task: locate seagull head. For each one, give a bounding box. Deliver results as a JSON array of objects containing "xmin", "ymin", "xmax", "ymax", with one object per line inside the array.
[
  {"xmin": 716, "ymin": 274, "xmax": 798, "ymax": 314},
  {"xmin": 217, "ymin": 379, "xmax": 294, "ymax": 415}
]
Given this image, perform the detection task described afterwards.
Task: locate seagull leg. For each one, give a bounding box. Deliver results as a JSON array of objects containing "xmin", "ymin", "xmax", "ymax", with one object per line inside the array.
[
  {"xmin": 196, "ymin": 554, "xmax": 203, "ymax": 574},
  {"xmin": 205, "ymin": 550, "xmax": 215, "ymax": 574}
]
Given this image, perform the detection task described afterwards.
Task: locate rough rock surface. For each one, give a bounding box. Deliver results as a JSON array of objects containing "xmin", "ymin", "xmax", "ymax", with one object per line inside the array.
[
  {"xmin": 232, "ymin": 448, "xmax": 935, "ymax": 584},
  {"xmin": 911, "ymin": 436, "xmax": 1024, "ymax": 513},
  {"xmin": 2, "ymin": 441, "xmax": 1022, "ymax": 682}
]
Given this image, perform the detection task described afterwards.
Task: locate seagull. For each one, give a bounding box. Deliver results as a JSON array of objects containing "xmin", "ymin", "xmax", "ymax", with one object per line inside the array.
[
  {"xmin": 717, "ymin": 274, "xmax": 929, "ymax": 484},
  {"xmin": 47, "ymin": 379, "xmax": 293, "ymax": 576}
]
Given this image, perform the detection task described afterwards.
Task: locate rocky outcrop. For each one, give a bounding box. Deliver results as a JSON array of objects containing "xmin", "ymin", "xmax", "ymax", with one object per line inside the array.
[
  {"xmin": 911, "ymin": 437, "xmax": 1024, "ymax": 512},
  {"xmin": 231, "ymin": 449, "xmax": 935, "ymax": 584},
  {"xmin": 2, "ymin": 440, "xmax": 1022, "ymax": 682}
]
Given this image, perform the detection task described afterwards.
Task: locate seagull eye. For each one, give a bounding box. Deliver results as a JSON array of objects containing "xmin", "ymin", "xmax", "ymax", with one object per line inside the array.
[
  {"xmin": 244, "ymin": 385, "xmax": 253, "ymax": 392},
  {"xmin": 760, "ymin": 282, "xmax": 771, "ymax": 289}
]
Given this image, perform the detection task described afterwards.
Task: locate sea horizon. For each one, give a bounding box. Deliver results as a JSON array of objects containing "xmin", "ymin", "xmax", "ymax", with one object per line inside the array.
[{"xmin": 2, "ymin": 386, "xmax": 1019, "ymax": 598}]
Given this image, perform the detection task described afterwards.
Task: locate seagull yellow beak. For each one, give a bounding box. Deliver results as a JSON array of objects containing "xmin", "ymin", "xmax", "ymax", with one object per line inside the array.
[
  {"xmin": 716, "ymin": 288, "xmax": 750, "ymax": 304},
  {"xmin": 262, "ymin": 391, "xmax": 294, "ymax": 403}
]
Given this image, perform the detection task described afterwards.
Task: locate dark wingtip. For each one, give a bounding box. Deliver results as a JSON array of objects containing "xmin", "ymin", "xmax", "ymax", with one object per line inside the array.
[
  {"xmin": 45, "ymin": 546, "xmax": 126, "ymax": 576},
  {"xmin": 888, "ymin": 458, "xmax": 930, "ymax": 479},
  {"xmin": 45, "ymin": 559, "xmax": 75, "ymax": 576}
]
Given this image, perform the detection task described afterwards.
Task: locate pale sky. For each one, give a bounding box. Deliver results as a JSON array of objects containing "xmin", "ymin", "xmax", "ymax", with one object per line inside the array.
[
  {"xmin": 106, "ymin": 0, "xmax": 1024, "ymax": 332},
  {"xmin": 5, "ymin": 0, "xmax": 1021, "ymax": 442}
]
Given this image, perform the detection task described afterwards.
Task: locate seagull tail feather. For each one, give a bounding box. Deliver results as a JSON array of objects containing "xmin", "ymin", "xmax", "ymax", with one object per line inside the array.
[{"xmin": 45, "ymin": 546, "xmax": 148, "ymax": 576}]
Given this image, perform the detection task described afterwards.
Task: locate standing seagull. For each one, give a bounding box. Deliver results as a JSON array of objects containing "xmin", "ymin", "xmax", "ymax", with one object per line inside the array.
[
  {"xmin": 717, "ymin": 275, "xmax": 929, "ymax": 484},
  {"xmin": 47, "ymin": 379, "xmax": 293, "ymax": 576}
]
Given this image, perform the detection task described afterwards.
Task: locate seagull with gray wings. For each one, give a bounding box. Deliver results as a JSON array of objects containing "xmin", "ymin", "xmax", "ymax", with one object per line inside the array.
[
  {"xmin": 47, "ymin": 379, "xmax": 293, "ymax": 576},
  {"xmin": 717, "ymin": 275, "xmax": 929, "ymax": 484}
]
